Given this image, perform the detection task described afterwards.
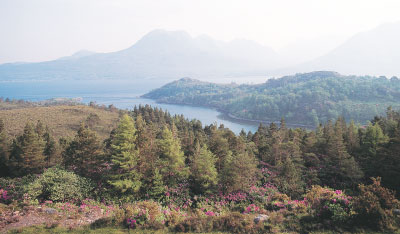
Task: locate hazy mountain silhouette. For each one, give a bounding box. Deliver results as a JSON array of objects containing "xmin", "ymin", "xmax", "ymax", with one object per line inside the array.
[
  {"xmin": 296, "ymin": 21, "xmax": 400, "ymax": 77},
  {"xmin": 0, "ymin": 29, "xmax": 280, "ymax": 81}
]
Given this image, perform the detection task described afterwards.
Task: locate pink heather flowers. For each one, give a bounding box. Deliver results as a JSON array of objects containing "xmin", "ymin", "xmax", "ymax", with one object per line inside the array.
[
  {"xmin": 0, "ymin": 188, "xmax": 10, "ymax": 202},
  {"xmin": 205, "ymin": 211, "xmax": 216, "ymax": 216},
  {"xmin": 243, "ymin": 204, "xmax": 260, "ymax": 214}
]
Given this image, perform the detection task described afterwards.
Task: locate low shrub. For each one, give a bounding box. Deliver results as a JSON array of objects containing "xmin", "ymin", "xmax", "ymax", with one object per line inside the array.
[
  {"xmin": 27, "ymin": 167, "xmax": 93, "ymax": 203},
  {"xmin": 305, "ymin": 185, "xmax": 353, "ymax": 227},
  {"xmin": 0, "ymin": 175, "xmax": 35, "ymax": 202}
]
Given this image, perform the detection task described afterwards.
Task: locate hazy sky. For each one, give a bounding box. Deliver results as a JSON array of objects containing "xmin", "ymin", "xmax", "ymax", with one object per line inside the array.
[{"xmin": 1, "ymin": 0, "xmax": 400, "ymax": 64}]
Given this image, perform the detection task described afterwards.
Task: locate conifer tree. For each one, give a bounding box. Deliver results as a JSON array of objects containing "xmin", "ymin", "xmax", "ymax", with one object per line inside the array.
[
  {"xmin": 108, "ymin": 114, "xmax": 142, "ymax": 199},
  {"xmin": 190, "ymin": 143, "xmax": 218, "ymax": 194},
  {"xmin": 158, "ymin": 125, "xmax": 188, "ymax": 186},
  {"xmin": 359, "ymin": 123, "xmax": 388, "ymax": 177},
  {"xmin": 147, "ymin": 168, "xmax": 165, "ymax": 201},
  {"xmin": 63, "ymin": 123, "xmax": 103, "ymax": 179},
  {"xmin": 274, "ymin": 157, "xmax": 305, "ymax": 198},
  {"xmin": 41, "ymin": 126, "xmax": 58, "ymax": 167},
  {"xmin": 322, "ymin": 120, "xmax": 363, "ymax": 188},
  {"xmin": 10, "ymin": 122, "xmax": 46, "ymax": 176},
  {"xmin": 220, "ymin": 150, "xmax": 258, "ymax": 193}
]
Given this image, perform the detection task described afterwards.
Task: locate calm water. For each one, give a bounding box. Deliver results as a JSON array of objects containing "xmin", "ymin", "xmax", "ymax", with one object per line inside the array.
[{"xmin": 0, "ymin": 80, "xmax": 259, "ymax": 134}]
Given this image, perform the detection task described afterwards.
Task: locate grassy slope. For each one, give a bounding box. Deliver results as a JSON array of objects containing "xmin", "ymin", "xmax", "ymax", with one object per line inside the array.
[{"xmin": 0, "ymin": 105, "xmax": 120, "ymax": 140}]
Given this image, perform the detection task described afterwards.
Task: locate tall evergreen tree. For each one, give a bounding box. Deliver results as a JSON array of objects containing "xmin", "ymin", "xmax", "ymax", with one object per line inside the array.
[
  {"xmin": 42, "ymin": 127, "xmax": 58, "ymax": 167},
  {"xmin": 190, "ymin": 143, "xmax": 218, "ymax": 194},
  {"xmin": 158, "ymin": 125, "xmax": 188, "ymax": 186},
  {"xmin": 220, "ymin": 150, "xmax": 258, "ymax": 193},
  {"xmin": 9, "ymin": 122, "xmax": 46, "ymax": 176},
  {"xmin": 322, "ymin": 120, "xmax": 363, "ymax": 189},
  {"xmin": 108, "ymin": 114, "xmax": 142, "ymax": 199},
  {"xmin": 63, "ymin": 123, "xmax": 103, "ymax": 179}
]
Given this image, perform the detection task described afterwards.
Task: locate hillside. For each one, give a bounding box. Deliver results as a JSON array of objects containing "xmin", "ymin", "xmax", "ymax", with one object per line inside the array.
[
  {"xmin": 0, "ymin": 105, "xmax": 120, "ymax": 139},
  {"xmin": 0, "ymin": 29, "xmax": 279, "ymax": 81},
  {"xmin": 143, "ymin": 71, "xmax": 400, "ymax": 126},
  {"xmin": 1, "ymin": 104, "xmax": 400, "ymax": 233}
]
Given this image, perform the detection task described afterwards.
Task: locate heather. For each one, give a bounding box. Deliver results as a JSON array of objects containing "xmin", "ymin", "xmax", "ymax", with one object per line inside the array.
[{"xmin": 0, "ymin": 105, "xmax": 400, "ymax": 233}]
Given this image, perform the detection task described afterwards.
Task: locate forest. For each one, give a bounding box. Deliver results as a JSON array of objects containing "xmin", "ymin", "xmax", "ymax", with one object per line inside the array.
[
  {"xmin": 0, "ymin": 101, "xmax": 399, "ymax": 233},
  {"xmin": 143, "ymin": 71, "xmax": 400, "ymax": 127}
]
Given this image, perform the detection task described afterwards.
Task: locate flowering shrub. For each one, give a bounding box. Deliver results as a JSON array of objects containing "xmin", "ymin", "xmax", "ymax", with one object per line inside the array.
[
  {"xmin": 243, "ymin": 204, "xmax": 260, "ymax": 214},
  {"xmin": 124, "ymin": 201, "xmax": 167, "ymax": 229},
  {"xmin": 0, "ymin": 175, "xmax": 35, "ymax": 203},
  {"xmin": 0, "ymin": 188, "xmax": 10, "ymax": 204},
  {"xmin": 195, "ymin": 196, "xmax": 227, "ymax": 217},
  {"xmin": 305, "ymin": 186, "xmax": 353, "ymax": 224},
  {"xmin": 126, "ymin": 207, "xmax": 149, "ymax": 228},
  {"xmin": 164, "ymin": 182, "xmax": 192, "ymax": 207}
]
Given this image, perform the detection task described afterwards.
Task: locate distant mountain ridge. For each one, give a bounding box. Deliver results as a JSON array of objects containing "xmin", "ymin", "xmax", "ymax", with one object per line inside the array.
[
  {"xmin": 293, "ymin": 22, "xmax": 400, "ymax": 77},
  {"xmin": 2, "ymin": 22, "xmax": 400, "ymax": 81},
  {"xmin": 0, "ymin": 29, "xmax": 280, "ymax": 81}
]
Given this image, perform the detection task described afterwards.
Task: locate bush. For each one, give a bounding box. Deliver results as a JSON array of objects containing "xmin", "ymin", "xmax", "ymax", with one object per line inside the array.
[
  {"xmin": 27, "ymin": 167, "xmax": 93, "ymax": 203},
  {"xmin": 0, "ymin": 175, "xmax": 35, "ymax": 202},
  {"xmin": 304, "ymin": 185, "xmax": 353, "ymax": 226},
  {"xmin": 352, "ymin": 177, "xmax": 400, "ymax": 231},
  {"xmin": 123, "ymin": 201, "xmax": 166, "ymax": 230}
]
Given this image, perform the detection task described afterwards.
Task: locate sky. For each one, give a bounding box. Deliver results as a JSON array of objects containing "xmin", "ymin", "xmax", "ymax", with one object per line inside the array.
[{"xmin": 1, "ymin": 0, "xmax": 400, "ymax": 64}]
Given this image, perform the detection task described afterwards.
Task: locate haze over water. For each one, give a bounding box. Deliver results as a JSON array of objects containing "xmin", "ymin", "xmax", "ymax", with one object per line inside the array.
[{"xmin": 0, "ymin": 79, "xmax": 259, "ymax": 134}]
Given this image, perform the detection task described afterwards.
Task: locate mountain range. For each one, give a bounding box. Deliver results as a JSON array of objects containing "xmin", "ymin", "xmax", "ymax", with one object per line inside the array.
[
  {"xmin": 0, "ymin": 30, "xmax": 280, "ymax": 81},
  {"xmin": 1, "ymin": 22, "xmax": 400, "ymax": 81}
]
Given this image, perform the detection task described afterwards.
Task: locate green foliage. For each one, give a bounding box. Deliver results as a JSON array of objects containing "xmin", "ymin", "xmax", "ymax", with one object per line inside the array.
[
  {"xmin": 27, "ymin": 167, "xmax": 93, "ymax": 203},
  {"xmin": 220, "ymin": 150, "xmax": 258, "ymax": 193},
  {"xmin": 146, "ymin": 168, "xmax": 166, "ymax": 201},
  {"xmin": 0, "ymin": 175, "xmax": 35, "ymax": 202},
  {"xmin": 305, "ymin": 186, "xmax": 353, "ymax": 227},
  {"xmin": 108, "ymin": 114, "xmax": 142, "ymax": 201},
  {"xmin": 9, "ymin": 122, "xmax": 46, "ymax": 176},
  {"xmin": 190, "ymin": 144, "xmax": 218, "ymax": 194},
  {"xmin": 63, "ymin": 123, "xmax": 104, "ymax": 180},
  {"xmin": 144, "ymin": 71, "xmax": 400, "ymax": 126},
  {"xmin": 158, "ymin": 125, "xmax": 188, "ymax": 186}
]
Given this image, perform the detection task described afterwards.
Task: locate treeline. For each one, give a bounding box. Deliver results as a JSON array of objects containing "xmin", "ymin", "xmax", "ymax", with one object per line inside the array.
[
  {"xmin": 0, "ymin": 104, "xmax": 399, "ymax": 199},
  {"xmin": 143, "ymin": 71, "xmax": 400, "ymax": 126}
]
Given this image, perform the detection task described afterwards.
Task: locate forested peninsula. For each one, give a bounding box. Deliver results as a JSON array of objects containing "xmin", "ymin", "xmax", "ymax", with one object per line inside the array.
[{"xmin": 144, "ymin": 71, "xmax": 400, "ymax": 127}]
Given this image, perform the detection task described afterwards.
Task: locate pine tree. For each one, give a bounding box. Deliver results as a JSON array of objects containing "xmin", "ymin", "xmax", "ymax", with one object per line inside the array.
[
  {"xmin": 43, "ymin": 128, "xmax": 58, "ymax": 167},
  {"xmin": 147, "ymin": 168, "xmax": 165, "ymax": 201},
  {"xmin": 322, "ymin": 120, "xmax": 363, "ymax": 189},
  {"xmin": 108, "ymin": 114, "xmax": 142, "ymax": 199},
  {"xmin": 273, "ymin": 157, "xmax": 305, "ymax": 198},
  {"xmin": 359, "ymin": 123, "xmax": 389, "ymax": 178},
  {"xmin": 190, "ymin": 144, "xmax": 218, "ymax": 194},
  {"xmin": 63, "ymin": 123, "xmax": 103, "ymax": 179},
  {"xmin": 10, "ymin": 122, "xmax": 46, "ymax": 176},
  {"xmin": 158, "ymin": 125, "xmax": 188, "ymax": 186},
  {"xmin": 220, "ymin": 150, "xmax": 258, "ymax": 193}
]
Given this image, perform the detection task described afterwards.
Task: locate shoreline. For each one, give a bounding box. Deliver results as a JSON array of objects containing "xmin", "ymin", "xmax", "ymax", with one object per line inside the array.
[{"xmin": 147, "ymin": 98, "xmax": 315, "ymax": 130}]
